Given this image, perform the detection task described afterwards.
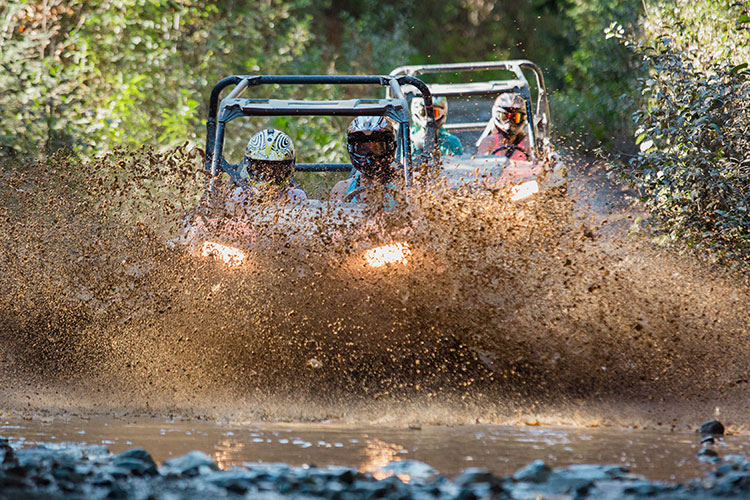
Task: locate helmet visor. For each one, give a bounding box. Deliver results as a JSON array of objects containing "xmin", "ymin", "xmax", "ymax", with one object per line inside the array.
[
  {"xmin": 351, "ymin": 140, "xmax": 391, "ymax": 156},
  {"xmin": 500, "ymin": 109, "xmax": 524, "ymax": 125},
  {"xmin": 417, "ymin": 106, "xmax": 445, "ymax": 121}
]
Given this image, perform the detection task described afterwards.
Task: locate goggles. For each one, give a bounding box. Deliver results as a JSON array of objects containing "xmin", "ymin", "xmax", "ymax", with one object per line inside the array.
[
  {"xmin": 419, "ymin": 106, "xmax": 446, "ymax": 121},
  {"xmin": 499, "ymin": 109, "xmax": 524, "ymax": 125},
  {"xmin": 351, "ymin": 140, "xmax": 391, "ymax": 156}
]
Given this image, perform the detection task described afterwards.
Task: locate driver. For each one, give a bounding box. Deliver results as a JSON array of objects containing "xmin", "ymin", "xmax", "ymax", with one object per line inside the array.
[
  {"xmin": 410, "ymin": 96, "xmax": 462, "ymax": 157},
  {"xmin": 229, "ymin": 128, "xmax": 307, "ymax": 213},
  {"xmin": 477, "ymin": 93, "xmax": 529, "ymax": 160},
  {"xmin": 329, "ymin": 116, "xmax": 398, "ymax": 204}
]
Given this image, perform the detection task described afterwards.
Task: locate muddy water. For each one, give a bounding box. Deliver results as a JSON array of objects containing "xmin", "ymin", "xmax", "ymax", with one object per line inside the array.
[{"xmin": 1, "ymin": 416, "xmax": 745, "ymax": 482}]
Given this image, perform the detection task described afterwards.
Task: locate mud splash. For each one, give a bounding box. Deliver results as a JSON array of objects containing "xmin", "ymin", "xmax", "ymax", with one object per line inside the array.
[{"xmin": 1, "ymin": 147, "xmax": 749, "ymax": 427}]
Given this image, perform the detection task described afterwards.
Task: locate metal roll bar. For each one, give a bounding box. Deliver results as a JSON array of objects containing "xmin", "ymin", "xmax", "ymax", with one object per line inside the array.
[
  {"xmin": 389, "ymin": 60, "xmax": 552, "ymax": 157},
  {"xmin": 205, "ymin": 74, "xmax": 438, "ymax": 191}
]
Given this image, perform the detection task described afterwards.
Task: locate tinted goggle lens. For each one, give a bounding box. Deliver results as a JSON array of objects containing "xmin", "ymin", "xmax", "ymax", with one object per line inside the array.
[
  {"xmin": 502, "ymin": 110, "xmax": 523, "ymax": 124},
  {"xmin": 353, "ymin": 141, "xmax": 389, "ymax": 155},
  {"xmin": 419, "ymin": 107, "xmax": 445, "ymax": 120}
]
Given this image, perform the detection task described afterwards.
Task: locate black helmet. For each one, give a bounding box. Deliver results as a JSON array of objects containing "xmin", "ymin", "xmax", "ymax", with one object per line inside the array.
[{"xmin": 346, "ymin": 116, "xmax": 397, "ymax": 182}]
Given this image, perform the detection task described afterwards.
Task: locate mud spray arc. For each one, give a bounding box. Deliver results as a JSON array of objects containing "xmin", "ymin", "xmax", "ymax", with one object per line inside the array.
[{"xmin": 1, "ymin": 146, "xmax": 750, "ymax": 426}]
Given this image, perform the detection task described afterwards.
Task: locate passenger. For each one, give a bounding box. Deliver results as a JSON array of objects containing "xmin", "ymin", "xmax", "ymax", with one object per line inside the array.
[
  {"xmin": 410, "ymin": 96, "xmax": 463, "ymax": 157},
  {"xmin": 476, "ymin": 93, "xmax": 530, "ymax": 160},
  {"xmin": 229, "ymin": 128, "xmax": 306, "ymax": 213},
  {"xmin": 329, "ymin": 116, "xmax": 398, "ymax": 204}
]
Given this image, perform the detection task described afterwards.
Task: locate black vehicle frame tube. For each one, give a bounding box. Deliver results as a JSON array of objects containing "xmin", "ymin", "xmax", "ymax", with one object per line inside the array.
[
  {"xmin": 206, "ymin": 76, "xmax": 243, "ymax": 169},
  {"xmin": 396, "ymin": 75, "xmax": 438, "ymax": 162}
]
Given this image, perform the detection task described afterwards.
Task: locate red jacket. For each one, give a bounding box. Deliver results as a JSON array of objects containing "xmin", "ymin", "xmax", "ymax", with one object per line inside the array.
[{"xmin": 481, "ymin": 133, "xmax": 529, "ymax": 160}]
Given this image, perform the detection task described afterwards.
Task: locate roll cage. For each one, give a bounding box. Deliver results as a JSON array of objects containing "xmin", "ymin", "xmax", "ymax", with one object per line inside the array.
[
  {"xmin": 388, "ymin": 60, "xmax": 552, "ymax": 160},
  {"xmin": 205, "ymin": 75, "xmax": 438, "ymax": 189}
]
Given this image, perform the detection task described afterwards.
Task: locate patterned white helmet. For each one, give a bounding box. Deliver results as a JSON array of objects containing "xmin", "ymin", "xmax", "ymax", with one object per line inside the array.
[
  {"xmin": 411, "ymin": 96, "xmax": 448, "ymax": 129},
  {"xmin": 346, "ymin": 116, "xmax": 397, "ymax": 182},
  {"xmin": 491, "ymin": 93, "xmax": 527, "ymax": 138},
  {"xmin": 244, "ymin": 128, "xmax": 295, "ymax": 184}
]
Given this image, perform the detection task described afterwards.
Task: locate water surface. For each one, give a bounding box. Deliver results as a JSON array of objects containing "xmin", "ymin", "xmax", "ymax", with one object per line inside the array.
[{"xmin": 2, "ymin": 416, "xmax": 745, "ymax": 482}]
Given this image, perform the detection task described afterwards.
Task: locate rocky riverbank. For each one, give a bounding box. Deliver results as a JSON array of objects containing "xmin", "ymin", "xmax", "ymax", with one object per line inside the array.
[{"xmin": 1, "ymin": 435, "xmax": 749, "ymax": 499}]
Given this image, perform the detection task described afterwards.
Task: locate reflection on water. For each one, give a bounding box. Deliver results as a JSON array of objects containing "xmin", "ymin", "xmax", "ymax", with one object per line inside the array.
[
  {"xmin": 2, "ymin": 416, "xmax": 748, "ymax": 482},
  {"xmin": 360, "ymin": 439, "xmax": 410, "ymax": 482}
]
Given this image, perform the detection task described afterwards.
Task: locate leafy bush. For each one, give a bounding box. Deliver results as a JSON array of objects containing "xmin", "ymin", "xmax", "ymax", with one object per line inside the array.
[
  {"xmin": 551, "ymin": 0, "xmax": 643, "ymax": 150},
  {"xmin": 613, "ymin": 0, "xmax": 750, "ymax": 263}
]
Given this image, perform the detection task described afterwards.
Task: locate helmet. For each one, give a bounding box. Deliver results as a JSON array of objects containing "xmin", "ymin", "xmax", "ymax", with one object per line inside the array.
[
  {"xmin": 244, "ymin": 128, "xmax": 295, "ymax": 184},
  {"xmin": 491, "ymin": 93, "xmax": 527, "ymax": 138},
  {"xmin": 411, "ymin": 96, "xmax": 448, "ymax": 129},
  {"xmin": 346, "ymin": 116, "xmax": 397, "ymax": 182}
]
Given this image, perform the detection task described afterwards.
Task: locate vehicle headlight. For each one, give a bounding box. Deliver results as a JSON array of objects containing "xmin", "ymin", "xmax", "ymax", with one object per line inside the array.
[
  {"xmin": 510, "ymin": 180, "xmax": 539, "ymax": 201},
  {"xmin": 201, "ymin": 241, "xmax": 246, "ymax": 266},
  {"xmin": 363, "ymin": 242, "xmax": 411, "ymax": 267}
]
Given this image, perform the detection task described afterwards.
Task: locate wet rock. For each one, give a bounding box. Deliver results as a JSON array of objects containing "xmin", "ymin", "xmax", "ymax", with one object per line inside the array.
[
  {"xmin": 563, "ymin": 464, "xmax": 630, "ymax": 481},
  {"xmin": 383, "ymin": 460, "xmax": 438, "ymax": 481},
  {"xmin": 716, "ymin": 463, "xmax": 737, "ymax": 477},
  {"xmin": 698, "ymin": 447, "xmax": 721, "ymax": 464},
  {"xmin": 723, "ymin": 471, "xmax": 750, "ymax": 489},
  {"xmin": 6, "ymin": 440, "xmax": 750, "ymax": 500},
  {"xmin": 160, "ymin": 450, "xmax": 218, "ymax": 477},
  {"xmin": 112, "ymin": 448, "xmax": 157, "ymax": 476},
  {"xmin": 0, "ymin": 475, "xmax": 27, "ymax": 489},
  {"xmin": 206, "ymin": 470, "xmax": 255, "ymax": 493},
  {"xmin": 453, "ymin": 467, "xmax": 505, "ymax": 497},
  {"xmin": 0, "ymin": 437, "xmax": 15, "ymax": 465},
  {"xmin": 622, "ymin": 479, "xmax": 671, "ymax": 496},
  {"xmin": 369, "ymin": 475, "xmax": 409, "ymax": 497},
  {"xmin": 701, "ymin": 435, "xmax": 715, "ymax": 445},
  {"xmin": 700, "ymin": 420, "xmax": 725, "ymax": 435},
  {"xmin": 323, "ymin": 466, "xmax": 357, "ymax": 485},
  {"xmin": 512, "ymin": 459, "xmax": 551, "ymax": 483},
  {"xmin": 4, "ymin": 463, "xmax": 29, "ymax": 478},
  {"xmin": 698, "ymin": 448, "xmax": 719, "ymax": 458},
  {"xmin": 454, "ymin": 467, "xmax": 500, "ymax": 486}
]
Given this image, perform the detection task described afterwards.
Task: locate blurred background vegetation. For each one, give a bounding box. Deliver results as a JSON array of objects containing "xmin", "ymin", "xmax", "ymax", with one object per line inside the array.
[{"xmin": 1, "ymin": 0, "xmax": 747, "ymax": 262}]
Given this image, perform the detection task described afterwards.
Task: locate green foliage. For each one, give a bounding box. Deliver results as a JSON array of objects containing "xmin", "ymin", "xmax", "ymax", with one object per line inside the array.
[
  {"xmin": 551, "ymin": 0, "xmax": 643, "ymax": 150},
  {"xmin": 0, "ymin": 0, "xmax": 317, "ymax": 157},
  {"xmin": 0, "ymin": 0, "xmax": 606, "ymax": 161},
  {"xmin": 614, "ymin": 0, "xmax": 750, "ymax": 263}
]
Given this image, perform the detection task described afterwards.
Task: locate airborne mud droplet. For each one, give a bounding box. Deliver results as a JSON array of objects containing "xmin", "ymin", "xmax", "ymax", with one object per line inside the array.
[{"xmin": 1, "ymin": 147, "xmax": 749, "ymax": 426}]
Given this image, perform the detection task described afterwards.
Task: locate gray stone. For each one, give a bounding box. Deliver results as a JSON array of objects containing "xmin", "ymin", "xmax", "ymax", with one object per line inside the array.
[
  {"xmin": 562, "ymin": 464, "xmax": 631, "ymax": 481},
  {"xmin": 454, "ymin": 467, "xmax": 500, "ymax": 486},
  {"xmin": 207, "ymin": 470, "xmax": 255, "ymax": 493},
  {"xmin": 701, "ymin": 435, "xmax": 715, "ymax": 445},
  {"xmin": 512, "ymin": 459, "xmax": 551, "ymax": 483},
  {"xmin": 700, "ymin": 420, "xmax": 725, "ymax": 435},
  {"xmin": 383, "ymin": 460, "xmax": 438, "ymax": 481},
  {"xmin": 716, "ymin": 463, "xmax": 736, "ymax": 477},
  {"xmin": 698, "ymin": 448, "xmax": 719, "ymax": 457},
  {"xmin": 323, "ymin": 466, "xmax": 357, "ymax": 485},
  {"xmin": 112, "ymin": 448, "xmax": 157, "ymax": 476},
  {"xmin": 720, "ymin": 471, "xmax": 750, "ymax": 489},
  {"xmin": 160, "ymin": 450, "xmax": 218, "ymax": 477},
  {"xmin": 623, "ymin": 480, "xmax": 669, "ymax": 496},
  {"xmin": 0, "ymin": 437, "xmax": 15, "ymax": 466}
]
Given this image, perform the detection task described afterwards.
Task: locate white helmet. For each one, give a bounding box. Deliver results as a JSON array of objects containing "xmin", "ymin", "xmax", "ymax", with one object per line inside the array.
[
  {"xmin": 491, "ymin": 93, "xmax": 527, "ymax": 138},
  {"xmin": 243, "ymin": 128, "xmax": 295, "ymax": 184},
  {"xmin": 410, "ymin": 96, "xmax": 448, "ymax": 129}
]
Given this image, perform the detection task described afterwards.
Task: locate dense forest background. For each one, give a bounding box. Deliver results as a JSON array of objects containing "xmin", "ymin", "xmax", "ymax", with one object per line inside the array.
[{"xmin": 1, "ymin": 0, "xmax": 748, "ymax": 260}]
